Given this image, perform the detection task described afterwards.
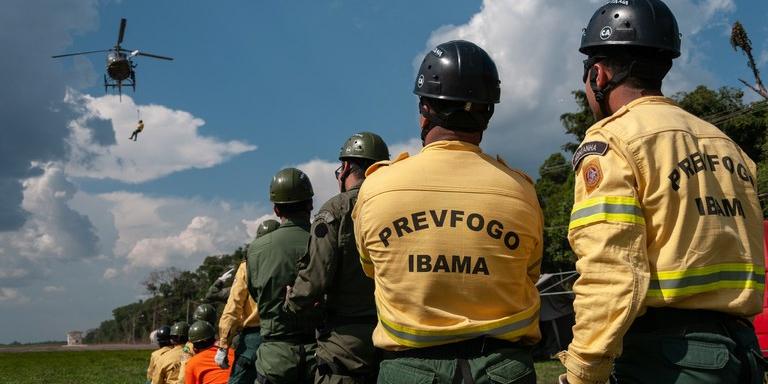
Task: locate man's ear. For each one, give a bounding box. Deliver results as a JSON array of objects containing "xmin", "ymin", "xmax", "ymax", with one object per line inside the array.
[
  {"xmin": 273, "ymin": 205, "xmax": 280, "ymax": 217},
  {"xmin": 594, "ymin": 62, "xmax": 612, "ymax": 89},
  {"xmin": 419, "ymin": 114, "xmax": 429, "ymax": 129}
]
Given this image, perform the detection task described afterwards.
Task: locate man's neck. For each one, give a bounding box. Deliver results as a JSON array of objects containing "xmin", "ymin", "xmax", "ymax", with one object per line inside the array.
[
  {"xmin": 608, "ymin": 86, "xmax": 663, "ymax": 114},
  {"xmin": 424, "ymin": 126, "xmax": 482, "ymax": 146},
  {"xmin": 281, "ymin": 213, "xmax": 310, "ymax": 223}
]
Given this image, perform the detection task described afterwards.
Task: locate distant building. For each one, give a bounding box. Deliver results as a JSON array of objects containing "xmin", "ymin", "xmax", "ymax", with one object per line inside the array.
[{"xmin": 66, "ymin": 331, "xmax": 83, "ymax": 346}]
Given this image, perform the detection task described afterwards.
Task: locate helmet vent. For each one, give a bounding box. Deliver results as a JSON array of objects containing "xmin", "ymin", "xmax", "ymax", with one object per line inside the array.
[{"xmin": 614, "ymin": 13, "xmax": 620, "ymax": 18}]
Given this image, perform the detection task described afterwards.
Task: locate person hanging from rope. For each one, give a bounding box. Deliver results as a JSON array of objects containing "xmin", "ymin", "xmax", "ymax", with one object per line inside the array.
[{"xmin": 130, "ymin": 119, "xmax": 144, "ymax": 141}]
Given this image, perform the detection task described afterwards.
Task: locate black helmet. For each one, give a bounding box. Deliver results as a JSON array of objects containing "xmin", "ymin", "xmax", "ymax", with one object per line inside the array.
[
  {"xmin": 256, "ymin": 219, "xmax": 280, "ymax": 238},
  {"xmin": 580, "ymin": 0, "xmax": 681, "ymax": 58},
  {"xmin": 339, "ymin": 132, "xmax": 390, "ymax": 162},
  {"xmin": 269, "ymin": 168, "xmax": 314, "ymax": 204},
  {"xmin": 156, "ymin": 325, "xmax": 171, "ymax": 344},
  {"xmin": 193, "ymin": 304, "xmax": 217, "ymax": 325},
  {"xmin": 413, "ymin": 40, "xmax": 500, "ymax": 104}
]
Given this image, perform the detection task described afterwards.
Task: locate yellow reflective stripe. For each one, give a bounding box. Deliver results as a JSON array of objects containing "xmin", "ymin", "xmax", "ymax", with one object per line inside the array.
[
  {"xmin": 647, "ymin": 280, "xmax": 765, "ymax": 298},
  {"xmin": 569, "ymin": 196, "xmax": 644, "ymax": 230},
  {"xmin": 572, "ymin": 196, "xmax": 640, "ymax": 211},
  {"xmin": 359, "ymin": 256, "xmax": 372, "ymax": 265},
  {"xmin": 648, "ymin": 263, "xmax": 766, "ymax": 299},
  {"xmin": 378, "ymin": 304, "xmax": 539, "ymax": 348},
  {"xmin": 654, "ymin": 263, "xmax": 763, "ymax": 280}
]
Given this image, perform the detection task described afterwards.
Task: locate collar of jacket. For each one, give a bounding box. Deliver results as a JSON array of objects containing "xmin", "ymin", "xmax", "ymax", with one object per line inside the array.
[
  {"xmin": 280, "ymin": 217, "xmax": 311, "ymax": 228},
  {"xmin": 612, "ymin": 95, "xmax": 677, "ymax": 118},
  {"xmin": 592, "ymin": 96, "xmax": 678, "ymax": 129},
  {"xmin": 421, "ymin": 140, "xmax": 481, "ymax": 154}
]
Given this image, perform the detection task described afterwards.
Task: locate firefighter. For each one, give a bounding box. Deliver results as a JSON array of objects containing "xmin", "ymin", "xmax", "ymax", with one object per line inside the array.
[
  {"xmin": 185, "ymin": 320, "xmax": 235, "ymax": 384},
  {"xmin": 153, "ymin": 321, "xmax": 189, "ymax": 384},
  {"xmin": 215, "ymin": 219, "xmax": 280, "ymax": 384},
  {"xmin": 180, "ymin": 304, "xmax": 219, "ymax": 383},
  {"xmin": 247, "ymin": 168, "xmax": 320, "ymax": 383},
  {"xmin": 148, "ymin": 325, "xmax": 173, "ymax": 384},
  {"xmin": 285, "ymin": 132, "xmax": 390, "ymax": 383},
  {"xmin": 352, "ymin": 40, "xmax": 543, "ymax": 383},
  {"xmin": 130, "ymin": 120, "xmax": 144, "ymax": 141},
  {"xmin": 558, "ymin": 1, "xmax": 765, "ymax": 383}
]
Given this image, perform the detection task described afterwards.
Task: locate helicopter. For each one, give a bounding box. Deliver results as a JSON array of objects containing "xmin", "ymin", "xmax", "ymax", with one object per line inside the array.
[{"xmin": 52, "ymin": 18, "xmax": 172, "ymax": 98}]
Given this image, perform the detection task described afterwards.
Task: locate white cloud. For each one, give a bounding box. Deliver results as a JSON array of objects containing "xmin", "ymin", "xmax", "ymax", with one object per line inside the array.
[
  {"xmin": 91, "ymin": 191, "xmax": 269, "ymax": 270},
  {"xmin": 0, "ymin": 288, "xmax": 29, "ymax": 303},
  {"xmin": 419, "ymin": 0, "xmax": 735, "ymax": 172},
  {"xmin": 0, "ymin": 163, "xmax": 99, "ymax": 287},
  {"xmin": 102, "ymin": 268, "xmax": 118, "ymax": 280},
  {"xmin": 63, "ymin": 91, "xmax": 257, "ymax": 183},
  {"xmin": 43, "ymin": 286, "xmax": 65, "ymax": 293}
]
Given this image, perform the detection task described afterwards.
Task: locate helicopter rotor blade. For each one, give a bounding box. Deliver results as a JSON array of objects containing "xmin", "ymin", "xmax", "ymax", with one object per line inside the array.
[
  {"xmin": 52, "ymin": 49, "xmax": 110, "ymax": 58},
  {"xmin": 135, "ymin": 51, "xmax": 174, "ymax": 61},
  {"xmin": 117, "ymin": 18, "xmax": 127, "ymax": 45}
]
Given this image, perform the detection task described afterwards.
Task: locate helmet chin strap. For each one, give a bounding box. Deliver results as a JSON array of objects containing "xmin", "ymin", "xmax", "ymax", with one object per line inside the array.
[{"xmin": 589, "ymin": 60, "xmax": 636, "ymax": 119}]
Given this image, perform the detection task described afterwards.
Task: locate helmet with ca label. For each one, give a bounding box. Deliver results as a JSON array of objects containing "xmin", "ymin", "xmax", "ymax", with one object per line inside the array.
[
  {"xmin": 413, "ymin": 40, "xmax": 500, "ymax": 104},
  {"xmin": 580, "ymin": 0, "xmax": 680, "ymax": 58},
  {"xmin": 339, "ymin": 132, "xmax": 390, "ymax": 162}
]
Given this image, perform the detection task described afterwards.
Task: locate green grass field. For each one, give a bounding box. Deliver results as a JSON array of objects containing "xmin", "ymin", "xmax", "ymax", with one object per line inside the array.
[{"xmin": 0, "ymin": 349, "xmax": 565, "ymax": 383}]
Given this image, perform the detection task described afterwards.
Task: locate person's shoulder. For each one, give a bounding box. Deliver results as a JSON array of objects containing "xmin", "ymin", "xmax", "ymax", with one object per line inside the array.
[
  {"xmin": 491, "ymin": 154, "xmax": 534, "ymax": 185},
  {"xmin": 365, "ymin": 151, "xmax": 411, "ymax": 177},
  {"xmin": 317, "ymin": 193, "xmax": 345, "ymax": 222}
]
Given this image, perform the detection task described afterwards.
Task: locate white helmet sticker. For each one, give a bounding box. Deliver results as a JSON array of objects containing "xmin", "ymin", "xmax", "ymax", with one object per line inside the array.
[
  {"xmin": 600, "ymin": 26, "xmax": 613, "ymax": 40},
  {"xmin": 417, "ymin": 74, "xmax": 424, "ymax": 88}
]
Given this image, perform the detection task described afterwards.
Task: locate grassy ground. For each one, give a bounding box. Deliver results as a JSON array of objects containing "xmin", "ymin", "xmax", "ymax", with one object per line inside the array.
[{"xmin": 0, "ymin": 349, "xmax": 565, "ymax": 383}]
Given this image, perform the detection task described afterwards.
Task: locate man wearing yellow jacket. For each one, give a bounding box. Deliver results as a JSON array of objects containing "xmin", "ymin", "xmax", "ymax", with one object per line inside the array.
[
  {"xmin": 216, "ymin": 219, "xmax": 279, "ymax": 384},
  {"xmin": 353, "ymin": 40, "xmax": 543, "ymax": 383},
  {"xmin": 559, "ymin": 1, "xmax": 765, "ymax": 383}
]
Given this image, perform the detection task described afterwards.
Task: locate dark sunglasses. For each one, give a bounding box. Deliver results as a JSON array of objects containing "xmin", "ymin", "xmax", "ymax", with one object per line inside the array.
[{"xmin": 582, "ymin": 56, "xmax": 604, "ymax": 83}]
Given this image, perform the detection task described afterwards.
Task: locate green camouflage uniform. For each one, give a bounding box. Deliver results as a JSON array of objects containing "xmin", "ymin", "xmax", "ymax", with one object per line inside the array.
[
  {"xmin": 286, "ymin": 182, "xmax": 378, "ymax": 384},
  {"xmin": 247, "ymin": 219, "xmax": 318, "ymax": 383}
]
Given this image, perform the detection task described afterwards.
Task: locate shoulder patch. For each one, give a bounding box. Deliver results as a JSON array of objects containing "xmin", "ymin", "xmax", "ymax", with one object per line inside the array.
[
  {"xmin": 582, "ymin": 158, "xmax": 603, "ymax": 194},
  {"xmin": 365, "ymin": 152, "xmax": 410, "ymax": 176},
  {"xmin": 314, "ymin": 223, "xmax": 328, "ymax": 238},
  {"xmin": 572, "ymin": 141, "xmax": 608, "ymax": 170}
]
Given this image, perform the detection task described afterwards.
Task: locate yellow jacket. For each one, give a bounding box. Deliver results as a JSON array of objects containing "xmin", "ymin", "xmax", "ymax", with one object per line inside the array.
[
  {"xmin": 560, "ymin": 96, "xmax": 765, "ymax": 384},
  {"xmin": 353, "ymin": 140, "xmax": 543, "ymax": 351},
  {"xmin": 218, "ymin": 261, "xmax": 260, "ymax": 349},
  {"xmin": 152, "ymin": 344, "xmax": 183, "ymax": 384},
  {"xmin": 147, "ymin": 346, "xmax": 172, "ymax": 380}
]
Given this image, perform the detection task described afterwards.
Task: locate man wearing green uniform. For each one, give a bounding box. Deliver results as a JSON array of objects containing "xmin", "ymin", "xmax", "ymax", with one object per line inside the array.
[
  {"xmin": 247, "ymin": 168, "xmax": 319, "ymax": 384},
  {"xmin": 285, "ymin": 132, "xmax": 390, "ymax": 383}
]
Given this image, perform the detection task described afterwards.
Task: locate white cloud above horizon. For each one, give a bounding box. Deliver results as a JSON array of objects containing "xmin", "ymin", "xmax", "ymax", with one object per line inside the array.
[{"xmin": 64, "ymin": 91, "xmax": 257, "ymax": 183}]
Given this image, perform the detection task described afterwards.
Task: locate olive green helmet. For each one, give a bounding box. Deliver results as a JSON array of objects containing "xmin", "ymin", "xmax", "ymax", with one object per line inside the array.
[
  {"xmin": 269, "ymin": 168, "xmax": 313, "ymax": 204},
  {"xmin": 339, "ymin": 132, "xmax": 390, "ymax": 162},
  {"xmin": 193, "ymin": 304, "xmax": 217, "ymax": 325},
  {"xmin": 256, "ymin": 219, "xmax": 280, "ymax": 237},
  {"xmin": 188, "ymin": 320, "xmax": 216, "ymax": 343},
  {"xmin": 170, "ymin": 321, "xmax": 189, "ymax": 338}
]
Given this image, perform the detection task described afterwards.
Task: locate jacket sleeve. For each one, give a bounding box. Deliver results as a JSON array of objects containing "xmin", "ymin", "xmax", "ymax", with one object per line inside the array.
[
  {"xmin": 218, "ymin": 262, "xmax": 247, "ymax": 349},
  {"xmin": 183, "ymin": 358, "xmax": 195, "ymax": 384},
  {"xmin": 352, "ymin": 197, "xmax": 375, "ymax": 278},
  {"xmin": 285, "ymin": 212, "xmax": 339, "ymax": 313},
  {"xmin": 559, "ymin": 130, "xmax": 650, "ymax": 384},
  {"xmin": 151, "ymin": 358, "xmax": 165, "ymax": 384}
]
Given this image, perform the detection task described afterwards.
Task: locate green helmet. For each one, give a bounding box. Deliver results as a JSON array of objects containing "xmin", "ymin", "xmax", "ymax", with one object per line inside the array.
[
  {"xmin": 170, "ymin": 321, "xmax": 189, "ymax": 338},
  {"xmin": 269, "ymin": 168, "xmax": 313, "ymax": 204},
  {"xmin": 339, "ymin": 132, "xmax": 390, "ymax": 162},
  {"xmin": 193, "ymin": 304, "xmax": 217, "ymax": 325},
  {"xmin": 188, "ymin": 320, "xmax": 216, "ymax": 343},
  {"xmin": 256, "ymin": 219, "xmax": 280, "ymax": 238}
]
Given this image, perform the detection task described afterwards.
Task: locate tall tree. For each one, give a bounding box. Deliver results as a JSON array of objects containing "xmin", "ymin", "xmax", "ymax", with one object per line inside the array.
[{"xmin": 730, "ymin": 21, "xmax": 768, "ymax": 100}]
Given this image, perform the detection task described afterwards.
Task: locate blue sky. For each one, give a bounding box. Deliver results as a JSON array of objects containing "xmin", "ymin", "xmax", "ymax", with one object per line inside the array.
[{"xmin": 0, "ymin": 0, "xmax": 766, "ymax": 343}]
